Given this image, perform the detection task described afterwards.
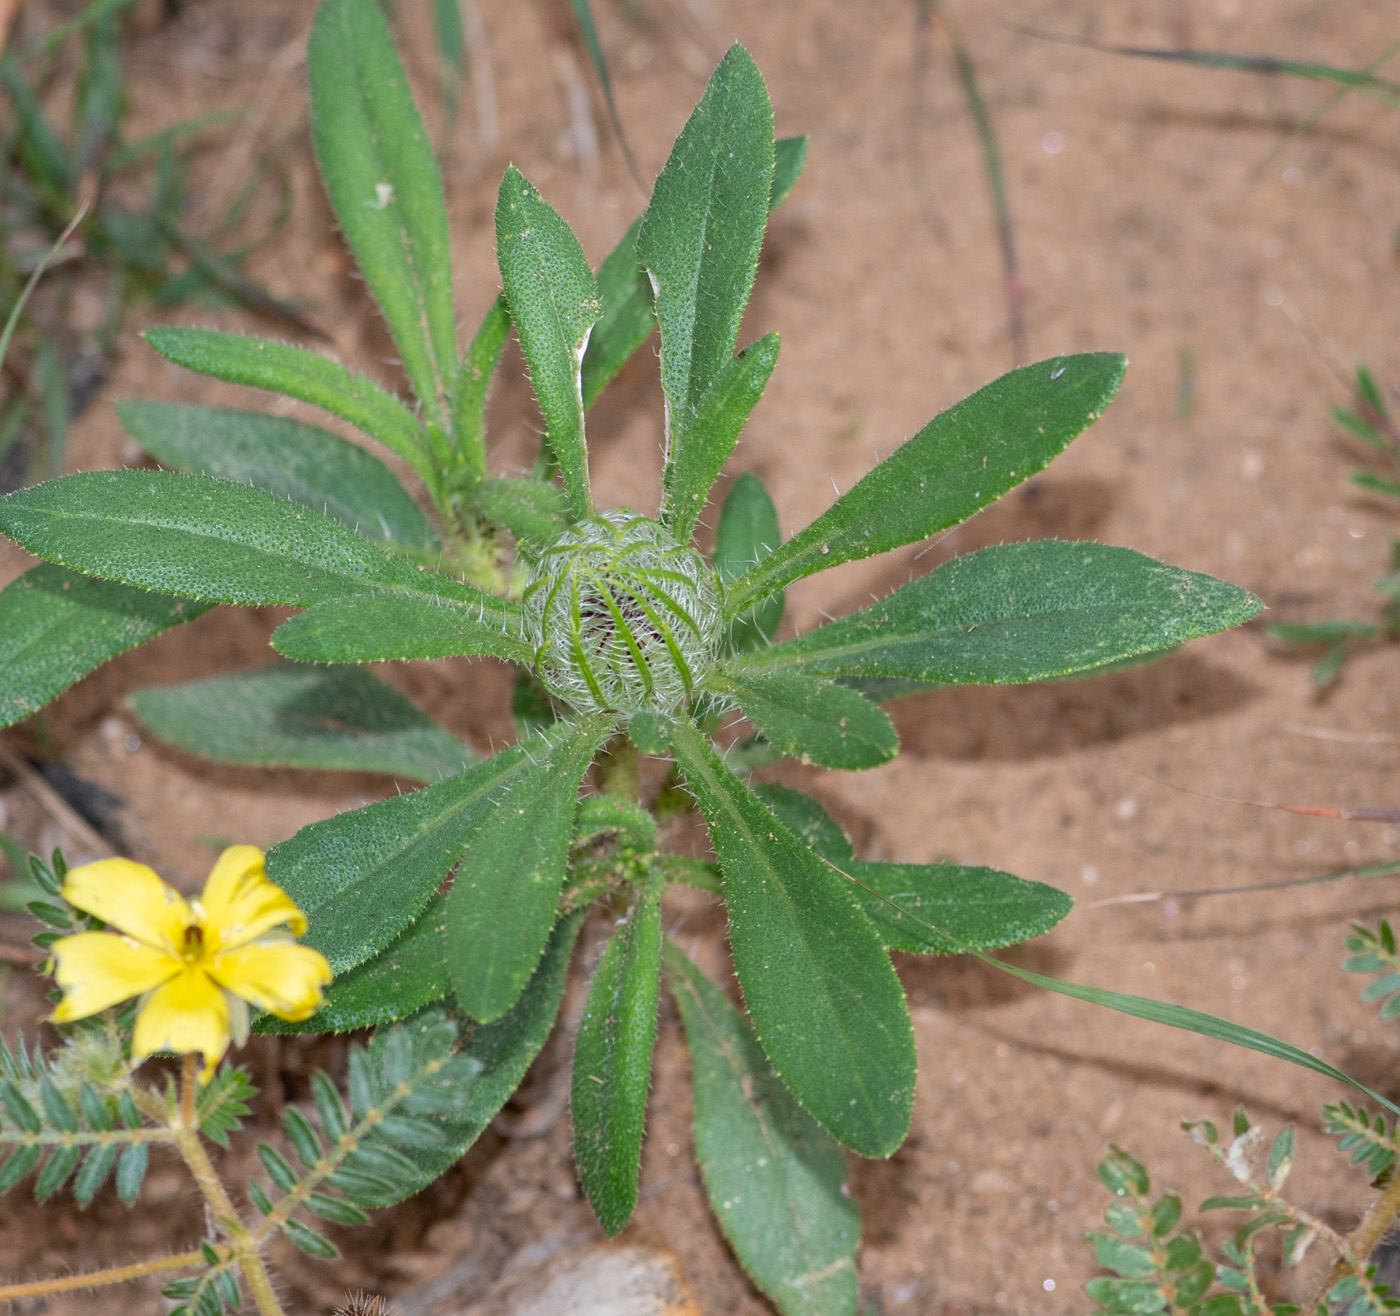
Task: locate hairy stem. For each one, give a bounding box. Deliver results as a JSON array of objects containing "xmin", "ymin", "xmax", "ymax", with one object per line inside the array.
[
  {"xmin": 1311, "ymin": 1168, "xmax": 1400, "ymax": 1308},
  {"xmin": 0, "ymin": 1249, "xmax": 208, "ymax": 1300}
]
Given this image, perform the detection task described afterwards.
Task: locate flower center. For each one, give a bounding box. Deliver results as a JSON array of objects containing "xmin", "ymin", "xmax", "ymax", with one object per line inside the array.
[
  {"xmin": 522, "ymin": 510, "xmax": 721, "ymax": 715},
  {"xmin": 180, "ymin": 923, "xmax": 205, "ymax": 958}
]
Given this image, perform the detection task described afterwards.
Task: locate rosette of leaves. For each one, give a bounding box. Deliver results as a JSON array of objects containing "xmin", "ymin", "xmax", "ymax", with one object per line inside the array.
[{"xmin": 0, "ymin": 3, "xmax": 1262, "ymax": 1310}]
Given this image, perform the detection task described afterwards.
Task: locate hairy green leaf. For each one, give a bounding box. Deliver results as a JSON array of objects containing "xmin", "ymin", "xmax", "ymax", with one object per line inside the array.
[
  {"xmin": 496, "ymin": 166, "xmax": 600, "ymax": 520},
  {"xmin": 669, "ymin": 721, "xmax": 915, "ymax": 1157},
  {"xmin": 473, "ymin": 478, "xmax": 569, "ymax": 548},
  {"xmin": 666, "ymin": 941, "xmax": 858, "ymax": 1316},
  {"xmin": 581, "ymin": 217, "xmax": 651, "ymax": 411},
  {"xmin": 716, "ymin": 471, "xmax": 784, "ymax": 652},
  {"xmin": 638, "ymin": 44, "xmax": 773, "ymax": 462},
  {"xmin": 115, "ymin": 401, "xmax": 438, "ymax": 550},
  {"xmin": 308, "ymin": 0, "xmax": 456, "ymax": 421},
  {"xmin": 142, "ymin": 328, "xmax": 431, "ymax": 484},
  {"xmin": 0, "ymin": 471, "xmax": 481, "ymax": 609},
  {"xmin": 573, "ymin": 871, "xmax": 663, "ymax": 1236},
  {"xmin": 847, "ymin": 862, "xmax": 1071, "ymax": 953},
  {"xmin": 663, "ymin": 333, "xmax": 778, "ymax": 543},
  {"xmin": 271, "ymin": 592, "xmax": 528, "ymax": 665},
  {"xmin": 0, "ymin": 564, "xmax": 209, "ymax": 731},
  {"xmin": 447, "ymin": 716, "xmax": 613, "ymax": 1022},
  {"xmin": 749, "ymin": 783, "xmax": 853, "ymax": 863},
  {"xmin": 130, "ymin": 665, "xmax": 469, "ymax": 782},
  {"xmin": 709, "ymin": 669, "xmax": 897, "ymax": 770},
  {"xmin": 267, "ymin": 747, "xmax": 536, "ymax": 972},
  {"xmin": 740, "ymin": 541, "xmax": 1264, "ymax": 682},
  {"xmin": 724, "ymin": 354, "xmax": 1128, "ymax": 616},
  {"xmin": 449, "ymin": 297, "xmax": 511, "ymax": 493},
  {"xmin": 770, "ymin": 135, "xmax": 808, "ymax": 210}
]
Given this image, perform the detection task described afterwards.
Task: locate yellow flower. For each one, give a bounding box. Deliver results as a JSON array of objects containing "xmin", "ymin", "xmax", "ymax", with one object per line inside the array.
[{"xmin": 49, "ymin": 846, "xmax": 332, "ymax": 1079}]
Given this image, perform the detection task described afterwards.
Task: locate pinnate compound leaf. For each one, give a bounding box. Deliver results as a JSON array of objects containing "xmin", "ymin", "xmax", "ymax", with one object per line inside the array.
[
  {"xmin": 267, "ymin": 747, "xmax": 536, "ymax": 973},
  {"xmin": 848, "ymin": 862, "xmax": 1071, "ymax": 954},
  {"xmin": 669, "ymin": 721, "xmax": 915, "ymax": 1157},
  {"xmin": 709, "ymin": 669, "xmax": 897, "ymax": 770},
  {"xmin": 496, "ymin": 166, "xmax": 600, "ymax": 520},
  {"xmin": 743, "ymin": 541, "xmax": 1264, "ymax": 683},
  {"xmin": 142, "ymin": 329, "xmax": 430, "ymax": 483},
  {"xmin": 358, "ymin": 917, "xmax": 583, "ymax": 1206},
  {"xmin": 716, "ymin": 471, "xmax": 784, "ymax": 651},
  {"xmin": 663, "ymin": 333, "xmax": 778, "ymax": 543},
  {"xmin": 0, "ymin": 564, "xmax": 209, "ymax": 731},
  {"xmin": 131, "ymin": 666, "xmax": 470, "ymax": 782},
  {"xmin": 639, "ymin": 44, "xmax": 773, "ymax": 462},
  {"xmin": 724, "ymin": 354, "xmax": 1128, "ymax": 617},
  {"xmin": 271, "ymin": 593, "xmax": 528, "ymax": 665},
  {"xmin": 0, "ymin": 471, "xmax": 481, "ymax": 609},
  {"xmin": 572, "ymin": 871, "xmax": 663, "ymax": 1236},
  {"xmin": 259, "ymin": 898, "xmax": 450, "ymax": 1034},
  {"xmin": 115, "ymin": 401, "xmax": 438, "ymax": 550},
  {"xmin": 666, "ymin": 941, "xmax": 858, "ymax": 1316},
  {"xmin": 446, "ymin": 716, "xmax": 613, "ymax": 1022},
  {"xmin": 308, "ymin": 0, "xmax": 456, "ymax": 421}
]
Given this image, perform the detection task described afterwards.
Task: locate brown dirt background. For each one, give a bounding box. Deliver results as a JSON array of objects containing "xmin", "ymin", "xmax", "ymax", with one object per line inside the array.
[{"xmin": 2, "ymin": 0, "xmax": 1399, "ymax": 1312}]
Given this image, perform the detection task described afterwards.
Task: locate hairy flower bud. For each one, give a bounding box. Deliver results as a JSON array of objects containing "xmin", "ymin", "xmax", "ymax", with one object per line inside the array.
[{"xmin": 522, "ymin": 510, "xmax": 721, "ymax": 715}]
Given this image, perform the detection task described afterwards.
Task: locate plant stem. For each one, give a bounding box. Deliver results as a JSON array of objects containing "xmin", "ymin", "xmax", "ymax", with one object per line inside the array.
[
  {"xmin": 172, "ymin": 1061, "xmax": 285, "ymax": 1316},
  {"xmin": 0, "ymin": 1249, "xmax": 206, "ymax": 1299},
  {"xmin": 1311, "ymin": 1167, "xmax": 1400, "ymax": 1306}
]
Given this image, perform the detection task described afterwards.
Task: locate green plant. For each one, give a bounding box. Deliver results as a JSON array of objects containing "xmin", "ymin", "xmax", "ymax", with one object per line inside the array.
[
  {"xmin": 0, "ymin": 0, "xmax": 1264, "ymax": 1309},
  {"xmin": 0, "ymin": 845, "xmax": 464, "ymax": 1315},
  {"xmin": 1270, "ymin": 366, "xmax": 1400, "ymax": 684},
  {"xmin": 0, "ymin": 0, "xmax": 306, "ymax": 490}
]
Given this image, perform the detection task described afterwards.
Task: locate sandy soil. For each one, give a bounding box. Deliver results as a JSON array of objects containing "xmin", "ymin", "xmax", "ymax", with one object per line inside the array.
[{"xmin": 2, "ymin": 1, "xmax": 1400, "ymax": 1312}]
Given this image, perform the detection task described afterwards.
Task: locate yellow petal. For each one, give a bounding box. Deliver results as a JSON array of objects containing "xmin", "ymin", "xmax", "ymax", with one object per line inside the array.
[
  {"xmin": 131, "ymin": 967, "xmax": 230, "ymax": 1078},
  {"xmin": 198, "ymin": 846, "xmax": 307, "ymax": 951},
  {"xmin": 61, "ymin": 859, "xmax": 192, "ymax": 953},
  {"xmin": 50, "ymin": 931, "xmax": 180, "ymax": 1022},
  {"xmin": 208, "ymin": 941, "xmax": 333, "ymax": 1022}
]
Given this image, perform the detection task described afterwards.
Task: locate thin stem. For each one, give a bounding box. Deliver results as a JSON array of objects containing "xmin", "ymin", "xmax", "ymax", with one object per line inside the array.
[
  {"xmin": 171, "ymin": 1065, "xmax": 285, "ymax": 1316},
  {"xmin": 0, "ymin": 1250, "xmax": 206, "ymax": 1300},
  {"xmin": 1309, "ymin": 1168, "xmax": 1400, "ymax": 1309}
]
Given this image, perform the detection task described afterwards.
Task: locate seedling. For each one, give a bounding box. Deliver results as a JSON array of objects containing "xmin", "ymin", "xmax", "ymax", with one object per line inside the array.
[{"xmin": 0, "ymin": 1, "xmax": 1265, "ymax": 1309}]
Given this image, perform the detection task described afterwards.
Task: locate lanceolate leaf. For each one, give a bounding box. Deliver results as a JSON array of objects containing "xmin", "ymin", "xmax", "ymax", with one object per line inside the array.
[
  {"xmin": 129, "ymin": 666, "xmax": 470, "ymax": 782},
  {"xmin": 581, "ymin": 217, "xmax": 651, "ymax": 411},
  {"xmin": 496, "ymin": 167, "xmax": 600, "ymax": 520},
  {"xmin": 357, "ymin": 915, "xmax": 584, "ymax": 1206},
  {"xmin": 749, "ymin": 783, "xmax": 853, "ymax": 863},
  {"xmin": 446, "ymin": 716, "xmax": 614, "ymax": 1022},
  {"xmin": 580, "ymin": 138, "xmax": 806, "ymax": 413},
  {"xmin": 143, "ymin": 328, "xmax": 430, "ymax": 484},
  {"xmin": 709, "ymin": 669, "xmax": 897, "ymax": 771},
  {"xmin": 669, "ymin": 721, "xmax": 915, "ymax": 1157},
  {"xmin": 268, "ymin": 747, "xmax": 536, "ymax": 972},
  {"xmin": 724, "ymin": 354, "xmax": 1128, "ymax": 618},
  {"xmin": 638, "ymin": 44, "xmax": 774, "ymax": 456},
  {"xmin": 308, "ymin": 0, "xmax": 457, "ymax": 421},
  {"xmin": 449, "ymin": 297, "xmax": 511, "ymax": 494},
  {"xmin": 115, "ymin": 401, "xmax": 439, "ymax": 550},
  {"xmin": 0, "ymin": 470, "xmax": 482, "ymax": 609},
  {"xmin": 739, "ymin": 541, "xmax": 1265, "ymax": 683},
  {"xmin": 666, "ymin": 941, "xmax": 859, "ymax": 1316},
  {"xmin": 271, "ymin": 593, "xmax": 529, "ymax": 665},
  {"xmin": 473, "ymin": 478, "xmax": 569, "ymax": 548},
  {"xmin": 663, "ymin": 333, "xmax": 779, "ymax": 543},
  {"xmin": 0, "ymin": 565, "xmax": 209, "ymax": 731},
  {"xmin": 258, "ymin": 897, "xmax": 450, "ymax": 1034},
  {"xmin": 846, "ymin": 862, "xmax": 1071, "ymax": 954},
  {"xmin": 716, "ymin": 472, "xmax": 785, "ymax": 652},
  {"xmin": 573, "ymin": 870, "xmax": 663, "ymax": 1236},
  {"xmin": 770, "ymin": 135, "xmax": 809, "ymax": 211}
]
